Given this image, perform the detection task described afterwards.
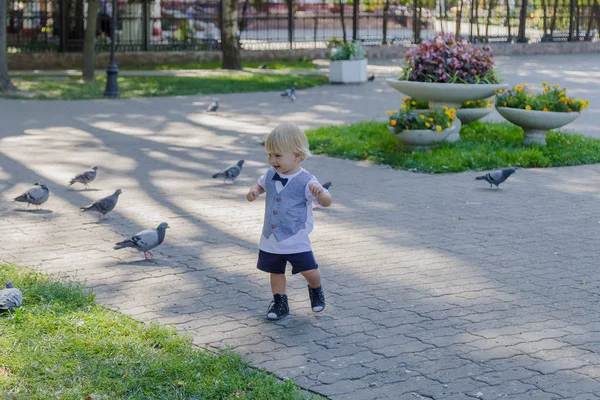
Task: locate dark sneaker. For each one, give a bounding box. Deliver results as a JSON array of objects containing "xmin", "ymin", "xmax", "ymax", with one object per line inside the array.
[
  {"xmin": 308, "ymin": 285, "xmax": 325, "ymax": 312},
  {"xmin": 266, "ymin": 294, "xmax": 289, "ymax": 320}
]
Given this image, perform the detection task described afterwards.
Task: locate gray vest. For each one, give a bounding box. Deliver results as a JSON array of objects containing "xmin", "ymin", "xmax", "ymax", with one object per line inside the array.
[{"xmin": 262, "ymin": 168, "xmax": 313, "ymax": 242}]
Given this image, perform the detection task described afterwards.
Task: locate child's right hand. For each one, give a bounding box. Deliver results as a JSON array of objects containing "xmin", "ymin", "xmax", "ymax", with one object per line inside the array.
[{"xmin": 246, "ymin": 188, "xmax": 260, "ymax": 202}]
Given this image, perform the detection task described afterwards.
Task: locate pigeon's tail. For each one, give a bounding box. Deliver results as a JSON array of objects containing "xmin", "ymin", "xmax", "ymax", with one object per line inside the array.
[
  {"xmin": 68, "ymin": 178, "xmax": 77, "ymax": 186},
  {"xmin": 114, "ymin": 240, "xmax": 136, "ymax": 250},
  {"xmin": 212, "ymin": 172, "xmax": 223, "ymax": 179},
  {"xmin": 475, "ymin": 175, "xmax": 486, "ymax": 180},
  {"xmin": 79, "ymin": 204, "xmax": 93, "ymax": 212},
  {"xmin": 13, "ymin": 194, "xmax": 28, "ymax": 202}
]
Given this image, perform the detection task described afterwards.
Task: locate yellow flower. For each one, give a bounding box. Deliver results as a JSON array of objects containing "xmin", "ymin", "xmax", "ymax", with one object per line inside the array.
[
  {"xmin": 428, "ymin": 118, "xmax": 434, "ymax": 122},
  {"xmin": 401, "ymin": 104, "xmax": 407, "ymax": 109},
  {"xmin": 568, "ymin": 108, "xmax": 573, "ymax": 112},
  {"xmin": 542, "ymin": 81, "xmax": 548, "ymax": 86},
  {"xmin": 525, "ymin": 105, "xmax": 531, "ymax": 110},
  {"xmin": 436, "ymin": 125, "xmax": 442, "ymax": 132},
  {"xmin": 420, "ymin": 115, "xmax": 425, "ymax": 120},
  {"xmin": 504, "ymin": 102, "xmax": 507, "ymax": 106},
  {"xmin": 497, "ymin": 89, "xmax": 504, "ymax": 94},
  {"xmin": 390, "ymin": 119, "xmax": 397, "ymax": 126},
  {"xmin": 543, "ymin": 108, "xmax": 548, "ymax": 112},
  {"xmin": 387, "ymin": 110, "xmax": 395, "ymax": 115},
  {"xmin": 411, "ymin": 101, "xmax": 416, "ymax": 106},
  {"xmin": 425, "ymin": 122, "xmax": 431, "ymax": 128},
  {"xmin": 442, "ymin": 105, "xmax": 449, "ymax": 110},
  {"xmin": 447, "ymin": 122, "xmax": 451, "ymax": 127}
]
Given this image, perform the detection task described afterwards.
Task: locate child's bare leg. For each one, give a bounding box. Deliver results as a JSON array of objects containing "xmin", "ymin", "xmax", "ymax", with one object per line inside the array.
[
  {"xmin": 301, "ymin": 269, "xmax": 321, "ymax": 288},
  {"xmin": 270, "ymin": 273, "xmax": 286, "ymax": 294}
]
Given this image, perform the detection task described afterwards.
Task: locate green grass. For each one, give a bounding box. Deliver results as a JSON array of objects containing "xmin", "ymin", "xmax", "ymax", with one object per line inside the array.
[
  {"xmin": 306, "ymin": 120, "xmax": 600, "ymax": 173},
  {"xmin": 0, "ymin": 264, "xmax": 317, "ymax": 400},
  {"xmin": 6, "ymin": 73, "xmax": 329, "ymax": 100},
  {"xmin": 119, "ymin": 59, "xmax": 320, "ymax": 71}
]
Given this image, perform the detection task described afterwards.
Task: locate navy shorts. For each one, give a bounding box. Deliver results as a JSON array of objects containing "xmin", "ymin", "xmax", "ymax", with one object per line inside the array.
[{"xmin": 257, "ymin": 250, "xmax": 319, "ymax": 275}]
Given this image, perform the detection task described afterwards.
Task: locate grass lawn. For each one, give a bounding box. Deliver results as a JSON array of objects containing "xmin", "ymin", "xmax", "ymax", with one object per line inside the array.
[
  {"xmin": 306, "ymin": 120, "xmax": 600, "ymax": 173},
  {"xmin": 5, "ymin": 73, "xmax": 328, "ymax": 100},
  {"xmin": 0, "ymin": 264, "xmax": 317, "ymax": 400},
  {"xmin": 120, "ymin": 59, "xmax": 320, "ymax": 71}
]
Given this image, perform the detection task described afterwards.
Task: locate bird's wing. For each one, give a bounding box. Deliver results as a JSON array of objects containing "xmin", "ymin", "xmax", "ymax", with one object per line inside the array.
[
  {"xmin": 82, "ymin": 170, "xmax": 96, "ymax": 181},
  {"xmin": 0, "ymin": 288, "xmax": 23, "ymax": 309},
  {"xmin": 488, "ymin": 170, "xmax": 503, "ymax": 182},
  {"xmin": 93, "ymin": 195, "xmax": 117, "ymax": 213},
  {"xmin": 131, "ymin": 229, "xmax": 159, "ymax": 251},
  {"xmin": 225, "ymin": 165, "xmax": 241, "ymax": 179},
  {"xmin": 28, "ymin": 186, "xmax": 47, "ymax": 202}
]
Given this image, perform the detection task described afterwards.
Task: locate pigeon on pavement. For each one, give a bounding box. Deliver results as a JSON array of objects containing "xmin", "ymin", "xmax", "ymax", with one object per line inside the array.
[
  {"xmin": 206, "ymin": 101, "xmax": 219, "ymax": 112},
  {"xmin": 368, "ymin": 74, "xmax": 375, "ymax": 81},
  {"xmin": 476, "ymin": 168, "xmax": 516, "ymax": 189},
  {"xmin": 212, "ymin": 160, "xmax": 244, "ymax": 183},
  {"xmin": 0, "ymin": 281, "xmax": 23, "ymax": 310},
  {"xmin": 114, "ymin": 222, "xmax": 170, "ymax": 260},
  {"xmin": 322, "ymin": 181, "xmax": 332, "ymax": 190},
  {"xmin": 69, "ymin": 166, "xmax": 98, "ymax": 189},
  {"xmin": 80, "ymin": 189, "xmax": 122, "ymax": 220},
  {"xmin": 14, "ymin": 182, "xmax": 50, "ymax": 209},
  {"xmin": 281, "ymin": 87, "xmax": 296, "ymax": 102}
]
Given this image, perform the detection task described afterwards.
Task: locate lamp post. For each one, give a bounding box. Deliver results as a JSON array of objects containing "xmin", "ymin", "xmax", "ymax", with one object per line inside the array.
[{"xmin": 104, "ymin": 0, "xmax": 119, "ymax": 97}]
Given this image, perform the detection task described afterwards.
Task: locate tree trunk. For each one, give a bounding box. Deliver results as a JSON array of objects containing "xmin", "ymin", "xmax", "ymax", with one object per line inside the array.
[
  {"xmin": 0, "ymin": 0, "xmax": 16, "ymax": 92},
  {"xmin": 340, "ymin": 0, "xmax": 347, "ymax": 43},
  {"xmin": 382, "ymin": 0, "xmax": 389, "ymax": 43},
  {"xmin": 83, "ymin": 0, "xmax": 100, "ymax": 82},
  {"xmin": 222, "ymin": 0, "xmax": 242, "ymax": 69}
]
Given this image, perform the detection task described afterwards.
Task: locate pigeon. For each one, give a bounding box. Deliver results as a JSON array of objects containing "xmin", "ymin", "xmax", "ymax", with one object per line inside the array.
[
  {"xmin": 114, "ymin": 222, "xmax": 169, "ymax": 260},
  {"xmin": 14, "ymin": 182, "xmax": 50, "ymax": 209},
  {"xmin": 80, "ymin": 189, "xmax": 122, "ymax": 220},
  {"xmin": 0, "ymin": 281, "xmax": 23, "ymax": 310},
  {"xmin": 212, "ymin": 160, "xmax": 244, "ymax": 183},
  {"xmin": 280, "ymin": 87, "xmax": 296, "ymax": 102},
  {"xmin": 368, "ymin": 74, "xmax": 375, "ymax": 81},
  {"xmin": 69, "ymin": 166, "xmax": 98, "ymax": 189},
  {"xmin": 476, "ymin": 168, "xmax": 516, "ymax": 189},
  {"xmin": 206, "ymin": 101, "xmax": 219, "ymax": 112}
]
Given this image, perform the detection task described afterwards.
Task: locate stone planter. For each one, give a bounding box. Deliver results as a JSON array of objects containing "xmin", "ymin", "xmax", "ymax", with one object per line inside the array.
[
  {"xmin": 386, "ymin": 79, "xmax": 508, "ymax": 109},
  {"xmin": 388, "ymin": 124, "xmax": 455, "ymax": 150},
  {"xmin": 329, "ymin": 59, "xmax": 368, "ymax": 84},
  {"xmin": 496, "ymin": 107, "xmax": 581, "ymax": 145},
  {"xmin": 456, "ymin": 107, "xmax": 494, "ymax": 124}
]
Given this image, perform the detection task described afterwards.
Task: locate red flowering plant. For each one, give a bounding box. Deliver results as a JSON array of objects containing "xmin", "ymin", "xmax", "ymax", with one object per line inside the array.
[{"xmin": 398, "ymin": 34, "xmax": 500, "ymax": 84}]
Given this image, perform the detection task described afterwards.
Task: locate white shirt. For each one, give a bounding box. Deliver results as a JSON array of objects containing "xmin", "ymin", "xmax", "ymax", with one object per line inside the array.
[{"xmin": 257, "ymin": 168, "xmax": 322, "ymax": 254}]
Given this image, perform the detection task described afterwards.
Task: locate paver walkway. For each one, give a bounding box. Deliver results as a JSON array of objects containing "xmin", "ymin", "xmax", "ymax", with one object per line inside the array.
[{"xmin": 2, "ymin": 54, "xmax": 600, "ymax": 399}]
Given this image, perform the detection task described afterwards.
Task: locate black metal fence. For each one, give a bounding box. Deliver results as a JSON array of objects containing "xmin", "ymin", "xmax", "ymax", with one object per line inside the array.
[{"xmin": 5, "ymin": 0, "xmax": 599, "ymax": 53}]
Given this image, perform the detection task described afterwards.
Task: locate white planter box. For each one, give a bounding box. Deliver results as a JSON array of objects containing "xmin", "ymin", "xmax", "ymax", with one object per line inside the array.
[{"xmin": 329, "ymin": 59, "xmax": 368, "ymax": 84}]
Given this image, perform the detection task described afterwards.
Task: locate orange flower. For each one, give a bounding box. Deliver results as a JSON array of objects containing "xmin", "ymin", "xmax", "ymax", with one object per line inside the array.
[{"xmin": 390, "ymin": 119, "xmax": 397, "ymax": 126}]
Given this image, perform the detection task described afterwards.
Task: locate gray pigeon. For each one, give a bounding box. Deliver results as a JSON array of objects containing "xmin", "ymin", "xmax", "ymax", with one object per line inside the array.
[
  {"xmin": 80, "ymin": 189, "xmax": 122, "ymax": 220},
  {"xmin": 14, "ymin": 182, "xmax": 50, "ymax": 209},
  {"xmin": 322, "ymin": 181, "xmax": 332, "ymax": 190},
  {"xmin": 281, "ymin": 87, "xmax": 296, "ymax": 102},
  {"xmin": 0, "ymin": 281, "xmax": 23, "ymax": 310},
  {"xmin": 476, "ymin": 168, "xmax": 516, "ymax": 189},
  {"xmin": 212, "ymin": 160, "xmax": 244, "ymax": 183},
  {"xmin": 69, "ymin": 166, "xmax": 98, "ymax": 189},
  {"xmin": 114, "ymin": 222, "xmax": 169, "ymax": 260},
  {"xmin": 206, "ymin": 101, "xmax": 219, "ymax": 112}
]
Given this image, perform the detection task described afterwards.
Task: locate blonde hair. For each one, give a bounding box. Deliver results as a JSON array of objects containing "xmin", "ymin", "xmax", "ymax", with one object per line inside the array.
[{"xmin": 265, "ymin": 123, "xmax": 311, "ymax": 161}]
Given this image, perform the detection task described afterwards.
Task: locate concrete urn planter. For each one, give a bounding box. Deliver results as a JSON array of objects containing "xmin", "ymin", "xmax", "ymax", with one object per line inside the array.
[
  {"xmin": 456, "ymin": 107, "xmax": 494, "ymax": 124},
  {"xmin": 385, "ymin": 80, "xmax": 508, "ymax": 109},
  {"xmin": 496, "ymin": 107, "xmax": 581, "ymax": 145},
  {"xmin": 388, "ymin": 124, "xmax": 458, "ymax": 150},
  {"xmin": 329, "ymin": 59, "xmax": 368, "ymax": 84}
]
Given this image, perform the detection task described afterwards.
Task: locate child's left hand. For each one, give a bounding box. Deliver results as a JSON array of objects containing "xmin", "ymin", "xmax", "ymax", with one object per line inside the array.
[{"xmin": 309, "ymin": 183, "xmax": 325, "ymax": 198}]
